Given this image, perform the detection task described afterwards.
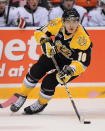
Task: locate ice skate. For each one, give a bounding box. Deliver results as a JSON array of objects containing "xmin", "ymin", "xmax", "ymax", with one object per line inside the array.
[
  {"xmin": 10, "ymin": 94, "xmax": 27, "ymax": 112},
  {"xmin": 24, "ymin": 100, "xmax": 47, "ymax": 114}
]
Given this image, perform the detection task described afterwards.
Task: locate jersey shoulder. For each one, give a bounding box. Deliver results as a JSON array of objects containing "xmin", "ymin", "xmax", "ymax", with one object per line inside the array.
[
  {"xmin": 47, "ymin": 18, "xmax": 63, "ymax": 35},
  {"xmin": 70, "ymin": 25, "xmax": 91, "ymax": 50},
  {"xmin": 16, "ymin": 7, "xmax": 26, "ymax": 14},
  {"xmin": 50, "ymin": 6, "xmax": 63, "ymax": 13},
  {"xmin": 89, "ymin": 7, "xmax": 101, "ymax": 16},
  {"xmin": 37, "ymin": 6, "xmax": 48, "ymax": 13},
  {"xmin": 6, "ymin": 6, "xmax": 17, "ymax": 16},
  {"xmin": 48, "ymin": 17, "xmax": 62, "ymax": 26}
]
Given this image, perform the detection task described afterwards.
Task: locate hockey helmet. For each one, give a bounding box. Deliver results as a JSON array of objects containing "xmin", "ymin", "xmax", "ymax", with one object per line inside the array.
[{"xmin": 62, "ymin": 8, "xmax": 80, "ymax": 22}]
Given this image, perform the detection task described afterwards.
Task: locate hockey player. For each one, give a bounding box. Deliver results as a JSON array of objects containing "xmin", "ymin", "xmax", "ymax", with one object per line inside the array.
[
  {"xmin": 0, "ymin": 0, "xmax": 17, "ymax": 26},
  {"xmin": 49, "ymin": 0, "xmax": 88, "ymax": 26},
  {"xmin": 14, "ymin": 0, "xmax": 49, "ymax": 28},
  {"xmin": 10, "ymin": 8, "xmax": 92, "ymax": 114},
  {"xmin": 86, "ymin": 0, "xmax": 105, "ymax": 26}
]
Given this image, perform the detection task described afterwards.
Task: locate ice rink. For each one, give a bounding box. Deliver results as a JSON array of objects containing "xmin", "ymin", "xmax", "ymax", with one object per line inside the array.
[{"xmin": 0, "ymin": 98, "xmax": 105, "ymax": 131}]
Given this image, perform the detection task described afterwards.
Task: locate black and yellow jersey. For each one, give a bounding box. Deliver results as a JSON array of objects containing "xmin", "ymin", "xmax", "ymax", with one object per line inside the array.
[{"xmin": 34, "ymin": 18, "xmax": 92, "ymax": 76}]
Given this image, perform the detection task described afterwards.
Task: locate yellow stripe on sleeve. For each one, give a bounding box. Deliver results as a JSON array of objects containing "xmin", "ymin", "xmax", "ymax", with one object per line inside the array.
[{"xmin": 70, "ymin": 61, "xmax": 86, "ymax": 76}]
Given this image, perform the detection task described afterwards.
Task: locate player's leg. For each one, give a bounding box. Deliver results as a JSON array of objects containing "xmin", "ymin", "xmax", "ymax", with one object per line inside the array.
[
  {"xmin": 24, "ymin": 71, "xmax": 59, "ymax": 114},
  {"xmin": 10, "ymin": 55, "xmax": 55, "ymax": 112},
  {"xmin": 10, "ymin": 72, "xmax": 38, "ymax": 112}
]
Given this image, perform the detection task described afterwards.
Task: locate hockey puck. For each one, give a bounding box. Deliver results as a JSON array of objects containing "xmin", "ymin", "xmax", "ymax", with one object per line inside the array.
[{"xmin": 84, "ymin": 121, "xmax": 91, "ymax": 124}]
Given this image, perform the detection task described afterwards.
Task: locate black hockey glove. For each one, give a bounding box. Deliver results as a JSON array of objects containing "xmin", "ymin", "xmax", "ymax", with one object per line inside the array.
[
  {"xmin": 56, "ymin": 65, "xmax": 75, "ymax": 84},
  {"xmin": 40, "ymin": 37, "xmax": 56, "ymax": 58}
]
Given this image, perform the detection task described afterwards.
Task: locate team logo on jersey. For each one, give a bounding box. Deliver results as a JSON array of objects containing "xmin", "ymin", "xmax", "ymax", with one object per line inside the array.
[
  {"xmin": 77, "ymin": 36, "xmax": 87, "ymax": 46},
  {"xmin": 55, "ymin": 40, "xmax": 72, "ymax": 59}
]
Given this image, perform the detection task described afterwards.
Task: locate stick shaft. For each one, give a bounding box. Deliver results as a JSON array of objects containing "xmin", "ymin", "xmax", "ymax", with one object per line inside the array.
[
  {"xmin": 52, "ymin": 56, "xmax": 81, "ymax": 121},
  {"xmin": 64, "ymin": 85, "xmax": 81, "ymax": 120}
]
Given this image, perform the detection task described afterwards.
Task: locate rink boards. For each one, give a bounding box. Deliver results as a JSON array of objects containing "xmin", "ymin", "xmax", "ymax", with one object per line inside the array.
[
  {"xmin": 0, "ymin": 27, "xmax": 105, "ymax": 99},
  {"xmin": 0, "ymin": 83, "xmax": 105, "ymax": 99}
]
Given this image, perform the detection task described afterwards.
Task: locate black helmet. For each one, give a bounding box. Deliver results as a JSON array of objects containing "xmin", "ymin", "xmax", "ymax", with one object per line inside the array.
[{"xmin": 62, "ymin": 8, "xmax": 80, "ymax": 22}]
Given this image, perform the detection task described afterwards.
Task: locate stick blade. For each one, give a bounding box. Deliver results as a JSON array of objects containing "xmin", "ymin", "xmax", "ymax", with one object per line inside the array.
[{"xmin": 0, "ymin": 94, "xmax": 19, "ymax": 108}]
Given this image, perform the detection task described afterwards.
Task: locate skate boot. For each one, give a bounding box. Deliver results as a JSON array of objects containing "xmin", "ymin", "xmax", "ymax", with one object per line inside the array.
[
  {"xmin": 10, "ymin": 93, "xmax": 27, "ymax": 112},
  {"xmin": 24, "ymin": 100, "xmax": 47, "ymax": 114}
]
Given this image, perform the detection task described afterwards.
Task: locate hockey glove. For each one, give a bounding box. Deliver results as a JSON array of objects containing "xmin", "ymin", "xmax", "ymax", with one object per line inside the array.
[
  {"xmin": 40, "ymin": 38, "xmax": 56, "ymax": 58},
  {"xmin": 56, "ymin": 65, "xmax": 75, "ymax": 84}
]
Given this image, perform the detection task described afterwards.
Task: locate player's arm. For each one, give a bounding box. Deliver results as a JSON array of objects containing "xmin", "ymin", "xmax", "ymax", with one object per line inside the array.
[
  {"xmin": 70, "ymin": 44, "xmax": 92, "ymax": 76},
  {"xmin": 56, "ymin": 43, "xmax": 92, "ymax": 84},
  {"xmin": 67, "ymin": 25, "xmax": 92, "ymax": 76},
  {"xmin": 34, "ymin": 18, "xmax": 63, "ymax": 57},
  {"xmin": 34, "ymin": 18, "xmax": 63, "ymax": 44}
]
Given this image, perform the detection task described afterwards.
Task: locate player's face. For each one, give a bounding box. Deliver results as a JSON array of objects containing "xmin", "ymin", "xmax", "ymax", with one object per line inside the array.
[
  {"xmin": 63, "ymin": 0, "xmax": 74, "ymax": 9},
  {"xmin": 64, "ymin": 19, "xmax": 79, "ymax": 33},
  {"xmin": 0, "ymin": 2, "xmax": 6, "ymax": 13},
  {"xmin": 27, "ymin": 0, "xmax": 39, "ymax": 10}
]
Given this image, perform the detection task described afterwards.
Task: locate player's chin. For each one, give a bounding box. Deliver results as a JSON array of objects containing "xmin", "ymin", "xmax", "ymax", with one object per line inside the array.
[{"xmin": 67, "ymin": 29, "xmax": 75, "ymax": 34}]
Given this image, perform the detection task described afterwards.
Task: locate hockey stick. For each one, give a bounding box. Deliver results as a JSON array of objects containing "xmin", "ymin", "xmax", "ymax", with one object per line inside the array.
[
  {"xmin": 51, "ymin": 56, "xmax": 91, "ymax": 124},
  {"xmin": 0, "ymin": 93, "xmax": 19, "ymax": 108},
  {"xmin": 88, "ymin": 91, "xmax": 105, "ymax": 98}
]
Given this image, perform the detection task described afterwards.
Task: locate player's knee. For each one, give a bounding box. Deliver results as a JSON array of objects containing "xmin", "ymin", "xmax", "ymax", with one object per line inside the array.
[{"xmin": 23, "ymin": 73, "xmax": 39, "ymax": 88}]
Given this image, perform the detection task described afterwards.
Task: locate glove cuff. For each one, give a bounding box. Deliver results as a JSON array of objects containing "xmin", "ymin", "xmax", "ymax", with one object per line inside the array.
[
  {"xmin": 40, "ymin": 37, "xmax": 50, "ymax": 45},
  {"xmin": 63, "ymin": 65, "xmax": 75, "ymax": 76}
]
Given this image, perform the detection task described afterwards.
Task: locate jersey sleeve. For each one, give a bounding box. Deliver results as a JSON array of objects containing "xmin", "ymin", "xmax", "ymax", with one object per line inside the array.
[
  {"xmin": 47, "ymin": 18, "xmax": 63, "ymax": 36},
  {"xmin": 69, "ymin": 25, "xmax": 92, "ymax": 76},
  {"xmin": 34, "ymin": 18, "xmax": 63, "ymax": 44},
  {"xmin": 70, "ymin": 45, "xmax": 92, "ymax": 76}
]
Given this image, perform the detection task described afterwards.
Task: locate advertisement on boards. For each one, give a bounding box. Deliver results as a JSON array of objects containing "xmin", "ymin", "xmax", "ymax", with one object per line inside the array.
[{"xmin": 0, "ymin": 28, "xmax": 105, "ymax": 84}]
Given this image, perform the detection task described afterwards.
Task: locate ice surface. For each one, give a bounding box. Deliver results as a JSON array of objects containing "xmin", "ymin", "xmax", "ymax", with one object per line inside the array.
[{"xmin": 0, "ymin": 98, "xmax": 105, "ymax": 131}]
